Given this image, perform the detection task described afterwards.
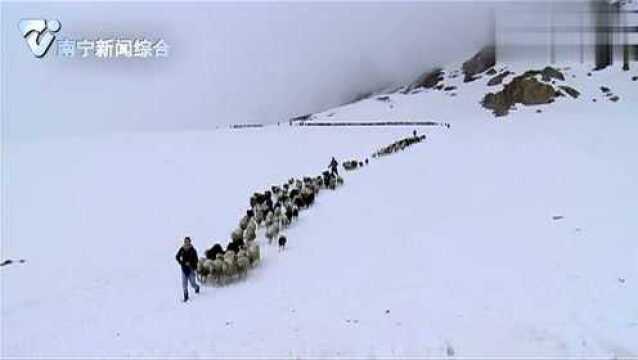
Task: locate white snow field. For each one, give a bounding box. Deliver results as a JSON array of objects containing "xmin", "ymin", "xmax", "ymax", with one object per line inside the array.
[{"xmin": 2, "ymin": 63, "xmax": 637, "ymax": 358}]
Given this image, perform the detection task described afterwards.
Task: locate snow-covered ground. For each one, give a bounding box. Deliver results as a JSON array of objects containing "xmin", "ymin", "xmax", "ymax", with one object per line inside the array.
[{"xmin": 1, "ymin": 63, "xmax": 637, "ymax": 358}]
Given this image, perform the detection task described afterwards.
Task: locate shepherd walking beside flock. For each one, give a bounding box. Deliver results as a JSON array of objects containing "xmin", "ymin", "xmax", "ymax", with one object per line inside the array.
[{"xmin": 175, "ymin": 132, "xmax": 426, "ymax": 302}]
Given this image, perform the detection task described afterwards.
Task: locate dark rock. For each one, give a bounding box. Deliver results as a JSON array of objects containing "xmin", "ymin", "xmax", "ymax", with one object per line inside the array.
[
  {"xmin": 600, "ymin": 86, "xmax": 611, "ymax": 93},
  {"xmin": 407, "ymin": 68, "xmax": 444, "ymax": 91},
  {"xmin": 463, "ymin": 74, "xmax": 481, "ymax": 83},
  {"xmin": 541, "ymin": 66, "xmax": 565, "ymax": 82},
  {"xmin": 552, "ymin": 215, "xmax": 565, "ymax": 221},
  {"xmin": 536, "ymin": 109, "xmax": 543, "ymax": 113},
  {"xmin": 609, "ymin": 95, "xmax": 620, "ymax": 102},
  {"xmin": 558, "ymin": 85, "xmax": 580, "ymax": 99},
  {"xmin": 486, "ymin": 68, "xmax": 497, "ymax": 76},
  {"xmin": 0, "ymin": 260, "xmax": 13, "ymax": 267},
  {"xmin": 487, "ymin": 71, "xmax": 512, "ymax": 86},
  {"xmin": 632, "ymin": 76, "xmax": 637, "ymax": 81},
  {"xmin": 443, "ymin": 86, "xmax": 457, "ymax": 91},
  {"xmin": 435, "ymin": 84, "xmax": 445, "ymax": 91},
  {"xmin": 462, "ymin": 46, "xmax": 496, "ymax": 80},
  {"xmin": 587, "ymin": 72, "xmax": 592, "ymax": 77},
  {"xmin": 555, "ymin": 90, "xmax": 565, "ymax": 97},
  {"xmin": 376, "ymin": 96, "xmax": 391, "ymax": 102}
]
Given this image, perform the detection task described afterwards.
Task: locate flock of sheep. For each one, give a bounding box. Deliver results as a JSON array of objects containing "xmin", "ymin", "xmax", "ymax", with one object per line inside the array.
[
  {"xmin": 372, "ymin": 133, "xmax": 427, "ymax": 158},
  {"xmin": 343, "ymin": 158, "xmax": 369, "ymax": 171},
  {"xmin": 195, "ymin": 131, "xmax": 426, "ymax": 286},
  {"xmin": 196, "ymin": 170, "xmax": 344, "ymax": 285}
]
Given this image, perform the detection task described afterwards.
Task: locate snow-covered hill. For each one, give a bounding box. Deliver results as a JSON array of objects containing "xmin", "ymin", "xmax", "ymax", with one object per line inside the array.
[{"xmin": 2, "ymin": 63, "xmax": 637, "ymax": 358}]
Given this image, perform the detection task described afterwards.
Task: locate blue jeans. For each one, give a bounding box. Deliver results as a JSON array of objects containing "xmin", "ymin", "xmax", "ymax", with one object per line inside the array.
[{"xmin": 181, "ymin": 269, "xmax": 199, "ymax": 295}]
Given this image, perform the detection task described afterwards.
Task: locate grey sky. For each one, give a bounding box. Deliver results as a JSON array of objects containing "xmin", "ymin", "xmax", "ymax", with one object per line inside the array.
[{"xmin": 1, "ymin": 1, "xmax": 494, "ymax": 139}]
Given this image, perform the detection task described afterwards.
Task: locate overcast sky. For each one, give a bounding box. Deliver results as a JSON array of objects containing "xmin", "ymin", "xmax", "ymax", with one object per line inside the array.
[{"xmin": 1, "ymin": 1, "xmax": 497, "ymax": 139}]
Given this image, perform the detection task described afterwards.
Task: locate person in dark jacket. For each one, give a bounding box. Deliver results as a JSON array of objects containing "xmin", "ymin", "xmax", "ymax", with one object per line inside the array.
[
  {"xmin": 175, "ymin": 236, "xmax": 200, "ymax": 302},
  {"xmin": 328, "ymin": 157, "xmax": 339, "ymax": 176}
]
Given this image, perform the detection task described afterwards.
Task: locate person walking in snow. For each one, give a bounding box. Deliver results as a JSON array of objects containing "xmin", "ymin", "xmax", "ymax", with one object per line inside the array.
[
  {"xmin": 175, "ymin": 236, "xmax": 200, "ymax": 302},
  {"xmin": 328, "ymin": 157, "xmax": 339, "ymax": 176}
]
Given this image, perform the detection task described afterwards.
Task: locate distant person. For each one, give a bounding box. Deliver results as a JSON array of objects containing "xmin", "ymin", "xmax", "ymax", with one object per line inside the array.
[
  {"xmin": 328, "ymin": 157, "xmax": 339, "ymax": 176},
  {"xmin": 175, "ymin": 236, "xmax": 200, "ymax": 302},
  {"xmin": 413, "ymin": 129, "xmax": 418, "ymax": 138}
]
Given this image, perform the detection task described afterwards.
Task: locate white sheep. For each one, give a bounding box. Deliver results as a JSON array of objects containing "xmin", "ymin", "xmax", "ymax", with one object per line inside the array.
[
  {"xmin": 211, "ymin": 254, "xmax": 225, "ymax": 284},
  {"xmin": 239, "ymin": 215, "xmax": 251, "ymax": 230},
  {"xmin": 236, "ymin": 249, "xmax": 250, "ymax": 276},
  {"xmin": 265, "ymin": 222, "xmax": 280, "ymax": 243},
  {"xmin": 246, "ymin": 242, "xmax": 260, "ymax": 265},
  {"xmin": 231, "ymin": 228, "xmax": 243, "ymax": 243},
  {"xmin": 243, "ymin": 227, "xmax": 256, "ymax": 242},
  {"xmin": 222, "ymin": 250, "xmax": 237, "ymax": 281},
  {"xmin": 196, "ymin": 257, "xmax": 209, "ymax": 282}
]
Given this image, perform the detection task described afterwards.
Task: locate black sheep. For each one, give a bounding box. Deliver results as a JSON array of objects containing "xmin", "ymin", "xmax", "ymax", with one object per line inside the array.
[
  {"xmin": 226, "ymin": 241, "xmax": 240, "ymax": 253},
  {"xmin": 294, "ymin": 195, "xmax": 305, "ymax": 209},
  {"xmin": 205, "ymin": 243, "xmax": 224, "ymax": 260},
  {"xmin": 278, "ymin": 235, "xmax": 287, "ymax": 250}
]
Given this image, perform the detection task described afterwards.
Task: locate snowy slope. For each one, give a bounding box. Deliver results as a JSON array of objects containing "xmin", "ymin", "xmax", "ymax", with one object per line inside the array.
[{"xmin": 1, "ymin": 63, "xmax": 637, "ymax": 358}]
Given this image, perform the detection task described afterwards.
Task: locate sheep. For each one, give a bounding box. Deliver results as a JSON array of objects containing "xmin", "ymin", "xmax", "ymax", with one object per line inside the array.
[
  {"xmin": 236, "ymin": 249, "xmax": 250, "ymax": 276},
  {"xmin": 301, "ymin": 187, "xmax": 315, "ymax": 207},
  {"xmin": 197, "ymin": 257, "xmax": 209, "ymax": 281},
  {"xmin": 231, "ymin": 228, "xmax": 244, "ymax": 243},
  {"xmin": 265, "ymin": 222, "xmax": 280, "ymax": 244},
  {"xmin": 279, "ymin": 211, "xmax": 291, "ymax": 229},
  {"xmin": 243, "ymin": 226, "xmax": 256, "ymax": 242},
  {"xmin": 246, "ymin": 242, "xmax": 260, "ymax": 265},
  {"xmin": 278, "ymin": 235, "xmax": 287, "ymax": 250},
  {"xmin": 328, "ymin": 177, "xmax": 337, "ymax": 190},
  {"xmin": 222, "ymin": 250, "xmax": 237, "ymax": 282},
  {"xmin": 245, "ymin": 219, "xmax": 257, "ymax": 234},
  {"xmin": 255, "ymin": 210, "xmax": 265, "ymax": 225},
  {"xmin": 293, "ymin": 195, "xmax": 305, "ymax": 209},
  {"xmin": 285, "ymin": 205, "xmax": 293, "ymax": 222},
  {"xmin": 265, "ymin": 211, "xmax": 274, "ymax": 227},
  {"xmin": 211, "ymin": 254, "xmax": 225, "ymax": 284},
  {"xmin": 239, "ymin": 214, "xmax": 251, "ymax": 230},
  {"xmin": 205, "ymin": 243, "xmax": 224, "ymax": 260},
  {"xmin": 226, "ymin": 240, "xmax": 242, "ymax": 254},
  {"xmin": 343, "ymin": 160, "xmax": 359, "ymax": 170}
]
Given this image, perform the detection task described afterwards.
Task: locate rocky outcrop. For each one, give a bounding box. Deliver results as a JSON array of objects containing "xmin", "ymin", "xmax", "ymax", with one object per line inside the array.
[
  {"xmin": 481, "ymin": 66, "xmax": 581, "ymax": 117},
  {"xmin": 482, "ymin": 74, "xmax": 556, "ymax": 117},
  {"xmin": 462, "ymin": 46, "xmax": 496, "ymax": 82},
  {"xmin": 407, "ymin": 68, "xmax": 445, "ymax": 91}
]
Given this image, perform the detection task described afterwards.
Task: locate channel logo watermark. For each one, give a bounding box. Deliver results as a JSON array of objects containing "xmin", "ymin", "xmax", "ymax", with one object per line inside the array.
[{"xmin": 18, "ymin": 18, "xmax": 170, "ymax": 59}]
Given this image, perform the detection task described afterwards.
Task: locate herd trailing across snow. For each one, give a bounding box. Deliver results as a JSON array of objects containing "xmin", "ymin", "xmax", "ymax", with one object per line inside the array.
[
  {"xmin": 372, "ymin": 131, "xmax": 427, "ymax": 158},
  {"xmin": 196, "ymin": 170, "xmax": 344, "ymax": 286},
  {"xmin": 183, "ymin": 130, "xmax": 428, "ymax": 292}
]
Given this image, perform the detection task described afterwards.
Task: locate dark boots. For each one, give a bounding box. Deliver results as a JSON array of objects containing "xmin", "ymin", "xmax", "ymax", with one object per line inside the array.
[{"xmin": 183, "ymin": 291, "xmax": 189, "ymax": 302}]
